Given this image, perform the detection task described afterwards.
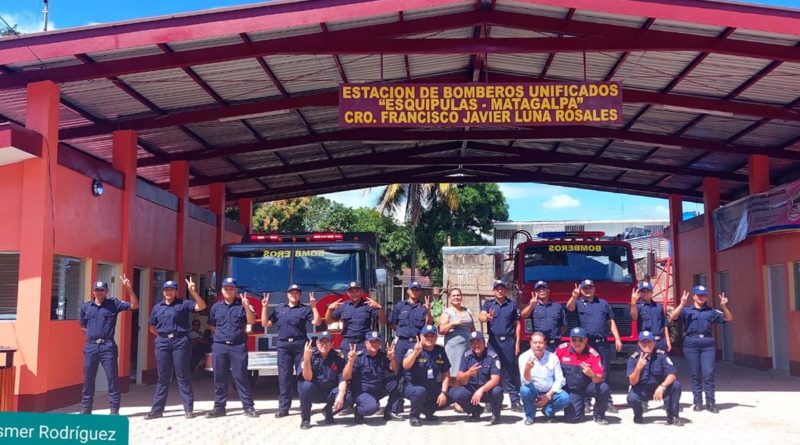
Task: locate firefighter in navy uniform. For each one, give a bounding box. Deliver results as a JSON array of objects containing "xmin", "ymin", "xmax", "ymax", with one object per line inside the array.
[
  {"xmin": 565, "ymin": 279, "xmax": 622, "ymax": 413},
  {"xmin": 261, "ymin": 284, "xmax": 322, "ymax": 418},
  {"xmin": 206, "ymin": 277, "xmax": 258, "ymax": 418},
  {"xmin": 670, "ymin": 285, "xmax": 733, "ymax": 413},
  {"xmin": 479, "ymin": 279, "xmax": 524, "ymax": 412},
  {"xmin": 448, "ymin": 331, "xmax": 503, "ymax": 424},
  {"xmin": 326, "ymin": 281, "xmax": 387, "ymax": 354},
  {"xmin": 79, "ymin": 276, "xmax": 139, "ymax": 415},
  {"xmin": 516, "ymin": 281, "xmax": 565, "ymax": 354},
  {"xmin": 387, "ymin": 281, "xmax": 432, "ymax": 419},
  {"xmin": 297, "ymin": 331, "xmax": 348, "ymax": 429},
  {"xmin": 402, "ymin": 325, "xmax": 452, "ymax": 426},
  {"xmin": 555, "ymin": 327, "xmax": 611, "ymax": 425},
  {"xmin": 630, "ymin": 282, "xmax": 671, "ymax": 352},
  {"xmin": 144, "ymin": 278, "xmax": 207, "ymax": 419},
  {"xmin": 342, "ymin": 331, "xmax": 401, "ymax": 423},
  {"xmin": 626, "ymin": 330, "xmax": 683, "ymax": 425}
]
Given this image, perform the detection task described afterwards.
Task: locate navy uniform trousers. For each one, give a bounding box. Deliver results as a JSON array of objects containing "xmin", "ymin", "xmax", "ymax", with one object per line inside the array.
[
  {"xmin": 276, "ymin": 339, "xmax": 305, "ymax": 411},
  {"xmin": 298, "ymin": 382, "xmax": 347, "ymax": 421},
  {"xmin": 352, "ymin": 377, "xmax": 401, "ymax": 417},
  {"xmin": 683, "ymin": 336, "xmax": 717, "ymax": 405},
  {"xmin": 488, "ymin": 336, "xmax": 520, "ymax": 404},
  {"xmin": 152, "ymin": 335, "xmax": 194, "ymax": 413},
  {"xmin": 404, "ymin": 383, "xmax": 452, "ymax": 419},
  {"xmin": 448, "ymin": 385, "xmax": 503, "ymax": 418},
  {"xmin": 211, "ymin": 342, "xmax": 255, "ymax": 410},
  {"xmin": 81, "ymin": 340, "xmax": 120, "ymax": 411},
  {"xmin": 389, "ymin": 338, "xmax": 416, "ymax": 414},
  {"xmin": 564, "ymin": 382, "xmax": 610, "ymax": 422},
  {"xmin": 627, "ymin": 381, "xmax": 682, "ymax": 418}
]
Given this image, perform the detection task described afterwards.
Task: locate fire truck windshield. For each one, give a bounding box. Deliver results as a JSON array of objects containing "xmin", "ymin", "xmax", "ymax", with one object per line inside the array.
[
  {"xmin": 225, "ymin": 248, "xmax": 364, "ymax": 294},
  {"xmin": 522, "ymin": 244, "xmax": 633, "ymax": 284}
]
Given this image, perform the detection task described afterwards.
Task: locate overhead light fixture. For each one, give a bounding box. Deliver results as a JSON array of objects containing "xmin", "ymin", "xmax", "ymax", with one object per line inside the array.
[
  {"xmin": 218, "ymin": 109, "xmax": 293, "ymax": 122},
  {"xmin": 659, "ymin": 104, "xmax": 734, "ymax": 118},
  {"xmin": 91, "ymin": 179, "xmax": 104, "ymax": 197}
]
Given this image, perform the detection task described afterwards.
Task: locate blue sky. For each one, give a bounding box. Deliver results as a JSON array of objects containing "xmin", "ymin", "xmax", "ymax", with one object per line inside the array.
[{"xmin": 1, "ymin": 0, "xmax": 790, "ymax": 221}]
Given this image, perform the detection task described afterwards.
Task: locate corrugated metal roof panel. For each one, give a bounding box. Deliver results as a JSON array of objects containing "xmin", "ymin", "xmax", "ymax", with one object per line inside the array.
[
  {"xmin": 190, "ymin": 158, "xmax": 240, "ymax": 177},
  {"xmin": 671, "ymin": 54, "xmax": 771, "ymax": 98},
  {"xmin": 87, "ymin": 45, "xmax": 164, "ymax": 62},
  {"xmin": 246, "ymin": 24, "xmax": 320, "ymax": 42},
  {"xmin": 547, "ymin": 51, "xmax": 624, "ymax": 82},
  {"xmin": 192, "ymin": 58, "xmax": 281, "ymax": 103},
  {"xmin": 736, "ymin": 62, "xmax": 800, "ymax": 106},
  {"xmin": 138, "ymin": 127, "xmax": 204, "ymax": 153},
  {"xmin": 728, "ymin": 28, "xmax": 799, "ymax": 46},
  {"xmin": 682, "ymin": 115, "xmax": 760, "ymax": 141},
  {"xmin": 229, "ymin": 151, "xmax": 285, "ymax": 169},
  {"xmin": 246, "ymin": 111, "xmax": 310, "ymax": 140},
  {"xmin": 7, "ymin": 55, "xmax": 81, "ymax": 71},
  {"xmin": 267, "ymin": 54, "xmax": 340, "ymax": 94},
  {"xmin": 137, "ymin": 164, "xmax": 172, "ymax": 185},
  {"xmin": 338, "ymin": 54, "xmax": 407, "ymax": 83},
  {"xmin": 325, "ymin": 12, "xmax": 398, "ymax": 31},
  {"xmin": 495, "ymin": 1, "xmax": 569, "ymax": 18},
  {"xmin": 167, "ymin": 34, "xmax": 246, "ymax": 52},
  {"xmin": 487, "ymin": 54, "xmax": 550, "ymax": 77},
  {"xmin": 611, "ymin": 51, "xmax": 701, "ymax": 91},
  {"xmin": 649, "ymin": 19, "xmax": 727, "ymax": 37},
  {"xmin": 490, "ymin": 26, "xmax": 553, "ymax": 39},
  {"xmin": 630, "ymin": 108, "xmax": 698, "ymax": 135},
  {"xmin": 402, "ymin": 2, "xmax": 474, "ymax": 20},
  {"xmin": 407, "ymin": 54, "xmax": 469, "ymax": 77},
  {"xmin": 405, "ymin": 27, "xmax": 474, "ymax": 40},
  {"xmin": 183, "ymin": 121, "xmax": 259, "ymax": 147},
  {"xmin": 118, "ymin": 69, "xmax": 213, "ymax": 111},
  {"xmin": 572, "ymin": 9, "xmax": 648, "ymax": 28},
  {"xmin": 60, "ymin": 78, "xmax": 153, "ymax": 120},
  {"xmin": 690, "ymin": 152, "xmax": 747, "ymax": 172},
  {"xmin": 735, "ymin": 121, "xmax": 800, "ymax": 147}
]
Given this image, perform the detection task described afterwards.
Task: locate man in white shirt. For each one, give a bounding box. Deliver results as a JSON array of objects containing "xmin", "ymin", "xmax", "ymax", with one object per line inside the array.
[{"xmin": 518, "ymin": 331, "xmax": 570, "ymax": 425}]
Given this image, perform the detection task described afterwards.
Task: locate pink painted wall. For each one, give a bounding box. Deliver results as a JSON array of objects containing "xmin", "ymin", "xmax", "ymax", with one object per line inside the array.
[{"xmin": 0, "ymin": 163, "xmax": 24, "ymax": 250}]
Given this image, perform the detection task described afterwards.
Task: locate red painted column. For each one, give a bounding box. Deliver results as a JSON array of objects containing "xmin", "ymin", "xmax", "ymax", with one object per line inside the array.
[
  {"xmin": 238, "ymin": 198, "xmax": 253, "ymax": 233},
  {"xmin": 170, "ymin": 161, "xmax": 190, "ymax": 294},
  {"xmin": 748, "ymin": 154, "xmax": 770, "ymax": 364},
  {"xmin": 668, "ymin": 195, "xmax": 683, "ymax": 300},
  {"xmin": 208, "ymin": 183, "xmax": 226, "ymax": 272},
  {"xmin": 112, "ymin": 130, "xmax": 137, "ymax": 391},
  {"xmin": 702, "ymin": 177, "xmax": 721, "ymax": 299},
  {"xmin": 17, "ymin": 80, "xmax": 60, "ymax": 410}
]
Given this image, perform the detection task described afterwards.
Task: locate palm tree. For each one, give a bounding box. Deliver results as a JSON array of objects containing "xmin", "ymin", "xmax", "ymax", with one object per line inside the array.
[{"xmin": 377, "ymin": 183, "xmax": 459, "ymax": 280}]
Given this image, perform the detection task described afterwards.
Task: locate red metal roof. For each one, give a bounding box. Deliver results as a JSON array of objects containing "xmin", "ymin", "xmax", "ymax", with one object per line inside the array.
[{"xmin": 1, "ymin": 0, "xmax": 800, "ymax": 203}]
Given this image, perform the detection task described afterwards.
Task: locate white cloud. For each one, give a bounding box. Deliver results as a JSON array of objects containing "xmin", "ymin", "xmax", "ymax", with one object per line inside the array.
[
  {"xmin": 1, "ymin": 10, "xmax": 56, "ymax": 34},
  {"xmin": 542, "ymin": 194, "xmax": 580, "ymax": 209},
  {"xmin": 322, "ymin": 189, "xmax": 377, "ymax": 209},
  {"xmin": 630, "ymin": 204, "xmax": 670, "ymax": 219}
]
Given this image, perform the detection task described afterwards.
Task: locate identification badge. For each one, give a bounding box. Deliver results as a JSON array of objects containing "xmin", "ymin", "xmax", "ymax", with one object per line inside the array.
[{"xmin": 427, "ymin": 368, "xmax": 434, "ymax": 380}]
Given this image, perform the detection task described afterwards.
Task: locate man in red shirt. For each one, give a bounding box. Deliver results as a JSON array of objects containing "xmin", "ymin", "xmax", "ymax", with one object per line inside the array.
[{"xmin": 555, "ymin": 327, "xmax": 611, "ymax": 424}]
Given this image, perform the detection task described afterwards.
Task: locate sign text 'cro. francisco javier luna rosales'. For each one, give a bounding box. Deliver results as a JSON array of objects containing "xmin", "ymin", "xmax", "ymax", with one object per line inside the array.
[{"xmin": 339, "ymin": 82, "xmax": 623, "ymax": 127}]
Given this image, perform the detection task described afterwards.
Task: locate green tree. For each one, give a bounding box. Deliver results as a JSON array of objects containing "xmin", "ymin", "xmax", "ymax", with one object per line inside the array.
[
  {"xmin": 1, "ymin": 25, "xmax": 20, "ymax": 37},
  {"xmin": 377, "ymin": 184, "xmax": 459, "ymax": 279},
  {"xmin": 416, "ymin": 183, "xmax": 509, "ymax": 280},
  {"xmin": 252, "ymin": 197, "xmax": 314, "ymax": 232}
]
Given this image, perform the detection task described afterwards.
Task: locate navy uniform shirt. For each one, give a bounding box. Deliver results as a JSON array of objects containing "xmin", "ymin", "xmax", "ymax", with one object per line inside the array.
[
  {"xmin": 208, "ymin": 299, "xmax": 247, "ymax": 344},
  {"xmin": 389, "ymin": 300, "xmax": 428, "ymax": 338},
  {"xmin": 269, "ymin": 303, "xmax": 313, "ymax": 339},
  {"xmin": 481, "ymin": 298, "xmax": 519, "ymax": 338},
  {"xmin": 529, "ymin": 301, "xmax": 565, "ymax": 340},
  {"xmin": 352, "ymin": 351, "xmax": 392, "ymax": 393},
  {"xmin": 626, "ymin": 350, "xmax": 676, "ymax": 387},
  {"xmin": 79, "ymin": 298, "xmax": 131, "ymax": 341},
  {"xmin": 680, "ymin": 304, "xmax": 725, "ymax": 336},
  {"xmin": 148, "ymin": 298, "xmax": 196, "ymax": 334},
  {"xmin": 405, "ymin": 345, "xmax": 450, "ymax": 387},
  {"xmin": 333, "ymin": 299, "xmax": 377, "ymax": 339},
  {"xmin": 459, "ymin": 348, "xmax": 501, "ymax": 392},
  {"xmin": 572, "ymin": 297, "xmax": 612, "ymax": 338},
  {"xmin": 300, "ymin": 350, "xmax": 346, "ymax": 392},
  {"xmin": 636, "ymin": 300, "xmax": 667, "ymax": 335}
]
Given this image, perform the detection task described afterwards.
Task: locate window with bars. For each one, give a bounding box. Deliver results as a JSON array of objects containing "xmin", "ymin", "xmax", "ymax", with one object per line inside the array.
[
  {"xmin": 51, "ymin": 255, "xmax": 86, "ymax": 320},
  {"xmin": 0, "ymin": 253, "xmax": 20, "ymax": 320}
]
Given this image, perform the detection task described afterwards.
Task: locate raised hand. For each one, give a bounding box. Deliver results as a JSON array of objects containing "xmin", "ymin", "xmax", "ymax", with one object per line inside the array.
[
  {"xmin": 486, "ymin": 308, "xmax": 496, "ymax": 321},
  {"xmin": 580, "ymin": 362, "xmax": 594, "ymax": 377},
  {"xmin": 328, "ymin": 299, "xmax": 343, "ymax": 311},
  {"xmin": 309, "ymin": 291, "xmax": 316, "ymax": 305},
  {"xmin": 348, "ymin": 344, "xmax": 357, "ymax": 361},
  {"xmin": 718, "ymin": 292, "xmax": 728, "ymax": 306},
  {"xmin": 261, "ymin": 292, "xmax": 270, "ymax": 308},
  {"xmin": 366, "ymin": 297, "xmax": 382, "ymax": 310},
  {"xmin": 680, "ymin": 290, "xmax": 689, "ymax": 306},
  {"xmin": 303, "ymin": 340, "xmax": 314, "ymax": 360},
  {"xmin": 630, "ymin": 287, "xmax": 638, "ymax": 302},
  {"xmin": 387, "ymin": 343, "xmax": 396, "ymax": 360},
  {"xmin": 120, "ymin": 274, "xmax": 132, "ymax": 289},
  {"xmin": 413, "ymin": 336, "xmax": 423, "ymax": 353},
  {"xmin": 466, "ymin": 363, "xmax": 481, "ymax": 377},
  {"xmin": 636, "ymin": 352, "xmax": 648, "ymax": 370},
  {"xmin": 424, "ymin": 295, "xmax": 432, "ymax": 311},
  {"xmin": 185, "ymin": 276, "xmax": 196, "ymax": 294},
  {"xmin": 572, "ymin": 283, "xmax": 581, "ymax": 298}
]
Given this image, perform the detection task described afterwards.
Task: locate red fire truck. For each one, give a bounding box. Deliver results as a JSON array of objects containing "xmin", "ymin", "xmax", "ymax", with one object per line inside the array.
[
  {"xmin": 510, "ymin": 230, "xmax": 639, "ymax": 360},
  {"xmin": 207, "ymin": 232, "xmax": 390, "ymax": 375}
]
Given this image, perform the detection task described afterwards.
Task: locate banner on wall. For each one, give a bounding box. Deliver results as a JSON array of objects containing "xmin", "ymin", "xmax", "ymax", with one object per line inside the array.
[
  {"xmin": 339, "ymin": 82, "xmax": 623, "ymax": 127},
  {"xmin": 712, "ymin": 178, "xmax": 800, "ymax": 251}
]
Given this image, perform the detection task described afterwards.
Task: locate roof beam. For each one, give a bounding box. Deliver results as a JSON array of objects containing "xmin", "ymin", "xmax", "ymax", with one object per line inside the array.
[
  {"xmin": 138, "ymin": 126, "xmax": 800, "ymax": 167},
  {"xmin": 4, "ymin": 10, "xmax": 800, "ymax": 90}
]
